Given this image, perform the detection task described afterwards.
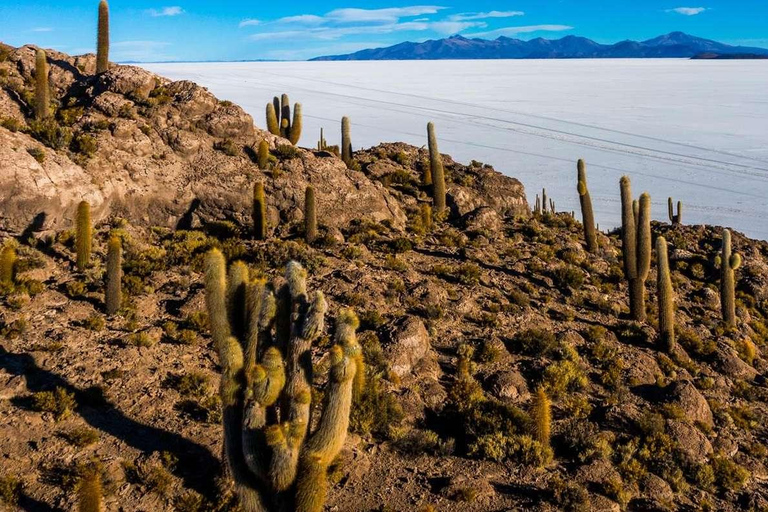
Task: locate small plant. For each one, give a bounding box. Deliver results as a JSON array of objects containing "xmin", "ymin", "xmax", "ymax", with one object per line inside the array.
[
  {"xmin": 127, "ymin": 331, "xmax": 155, "ymax": 347},
  {"xmin": 668, "ymin": 197, "xmax": 682, "ymax": 225},
  {"xmin": 0, "ymin": 244, "xmax": 16, "ymax": 286},
  {"xmin": 33, "ymin": 387, "xmax": 77, "ymax": 421},
  {"xmin": 532, "ymin": 387, "xmax": 551, "ymax": 448},
  {"xmin": 214, "ymin": 138, "xmax": 239, "ymax": 156},
  {"xmin": 27, "ymin": 146, "xmax": 46, "ymax": 163},
  {"xmin": 0, "ymin": 474, "xmax": 22, "ymax": 506},
  {"xmin": 63, "ymin": 427, "xmax": 100, "ymax": 447}
]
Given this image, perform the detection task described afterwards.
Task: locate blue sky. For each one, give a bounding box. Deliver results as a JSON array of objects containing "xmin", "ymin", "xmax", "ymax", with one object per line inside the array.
[{"xmin": 1, "ymin": 1, "xmax": 767, "ymax": 61}]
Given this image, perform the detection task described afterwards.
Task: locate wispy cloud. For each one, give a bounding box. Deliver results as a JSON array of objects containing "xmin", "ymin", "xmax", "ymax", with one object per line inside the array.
[
  {"xmin": 31, "ymin": 27, "xmax": 54, "ymax": 32},
  {"xmin": 320, "ymin": 6, "xmax": 445, "ymax": 24},
  {"xmin": 449, "ymin": 11, "xmax": 525, "ymax": 22},
  {"xmin": 146, "ymin": 6, "xmax": 184, "ymax": 17},
  {"xmin": 466, "ymin": 25, "xmax": 574, "ymax": 38},
  {"xmin": 239, "ymin": 18, "xmax": 261, "ymax": 28},
  {"xmin": 666, "ymin": 7, "xmax": 708, "ymax": 15}
]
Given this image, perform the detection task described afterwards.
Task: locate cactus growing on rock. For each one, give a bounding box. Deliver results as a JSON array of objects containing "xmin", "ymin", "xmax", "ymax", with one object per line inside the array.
[
  {"xmin": 253, "ymin": 182, "xmax": 267, "ymax": 241},
  {"xmin": 668, "ymin": 198, "xmax": 682, "ymax": 225},
  {"xmin": 105, "ymin": 235, "xmax": 122, "ymax": 315},
  {"xmin": 656, "ymin": 236, "xmax": 675, "ymax": 351},
  {"xmin": 533, "ymin": 387, "xmax": 551, "ymax": 447},
  {"xmin": 203, "ymin": 251, "xmax": 362, "ymax": 512},
  {"xmin": 718, "ymin": 229, "xmax": 742, "ymax": 329},
  {"xmin": 427, "ymin": 122, "xmax": 446, "ymax": 214},
  {"xmin": 304, "ymin": 186, "xmax": 317, "ymax": 244},
  {"xmin": 341, "ymin": 117, "xmax": 352, "ymax": 167},
  {"xmin": 78, "ymin": 468, "xmax": 103, "ymax": 512},
  {"xmin": 96, "ymin": 0, "xmax": 110, "ymax": 74},
  {"xmin": 258, "ymin": 140, "xmax": 270, "ymax": 170},
  {"xmin": 577, "ymin": 159, "xmax": 597, "ymax": 252},
  {"xmin": 0, "ymin": 245, "xmax": 16, "ymax": 286},
  {"xmin": 34, "ymin": 49, "xmax": 50, "ymax": 120},
  {"xmin": 76, "ymin": 201, "xmax": 92, "ymax": 271},
  {"xmin": 266, "ymin": 103, "xmax": 279, "ymax": 136},
  {"xmin": 280, "ymin": 94, "xmax": 291, "ymax": 138},
  {"xmin": 317, "ymin": 128, "xmax": 327, "ymax": 151},
  {"xmin": 288, "ymin": 103, "xmax": 303, "ymax": 145},
  {"xmin": 620, "ymin": 177, "xmax": 651, "ymax": 322}
]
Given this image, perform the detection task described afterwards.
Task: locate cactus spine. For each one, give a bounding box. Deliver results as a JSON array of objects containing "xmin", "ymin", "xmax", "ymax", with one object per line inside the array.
[
  {"xmin": 620, "ymin": 177, "xmax": 651, "ymax": 322},
  {"xmin": 96, "ymin": 0, "xmax": 110, "ymax": 74},
  {"xmin": 341, "ymin": 117, "xmax": 352, "ymax": 167},
  {"xmin": 288, "ymin": 103, "xmax": 303, "ymax": 145},
  {"xmin": 577, "ymin": 159, "xmax": 597, "ymax": 252},
  {"xmin": 203, "ymin": 251, "xmax": 361, "ymax": 512},
  {"xmin": 0, "ymin": 245, "xmax": 16, "ymax": 285},
  {"xmin": 77, "ymin": 469, "xmax": 103, "ymax": 512},
  {"xmin": 427, "ymin": 122, "xmax": 446, "ymax": 214},
  {"xmin": 258, "ymin": 140, "xmax": 270, "ymax": 170},
  {"xmin": 533, "ymin": 387, "xmax": 551, "ymax": 447},
  {"xmin": 76, "ymin": 201, "xmax": 92, "ymax": 271},
  {"xmin": 656, "ymin": 236, "xmax": 675, "ymax": 351},
  {"xmin": 266, "ymin": 103, "xmax": 280, "ymax": 136},
  {"xmin": 253, "ymin": 182, "xmax": 267, "ymax": 241},
  {"xmin": 105, "ymin": 235, "xmax": 122, "ymax": 315},
  {"xmin": 668, "ymin": 197, "xmax": 682, "ymax": 225},
  {"xmin": 304, "ymin": 186, "xmax": 317, "ymax": 244},
  {"xmin": 34, "ymin": 49, "xmax": 50, "ymax": 120},
  {"xmin": 719, "ymin": 229, "xmax": 742, "ymax": 329}
]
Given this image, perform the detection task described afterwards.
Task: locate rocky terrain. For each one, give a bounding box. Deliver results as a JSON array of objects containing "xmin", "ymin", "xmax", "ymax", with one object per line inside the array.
[{"xmin": 1, "ymin": 43, "xmax": 768, "ymax": 512}]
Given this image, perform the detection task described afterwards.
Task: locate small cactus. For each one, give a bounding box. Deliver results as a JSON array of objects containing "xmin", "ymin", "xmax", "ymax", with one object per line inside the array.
[
  {"xmin": 317, "ymin": 128, "xmax": 327, "ymax": 151},
  {"xmin": 656, "ymin": 236, "xmax": 675, "ymax": 351},
  {"xmin": 76, "ymin": 201, "xmax": 92, "ymax": 271},
  {"xmin": 668, "ymin": 197, "xmax": 682, "ymax": 225},
  {"xmin": 105, "ymin": 235, "xmax": 122, "ymax": 315},
  {"xmin": 253, "ymin": 182, "xmax": 267, "ymax": 241},
  {"xmin": 266, "ymin": 103, "xmax": 280, "ymax": 136},
  {"xmin": 34, "ymin": 49, "xmax": 50, "ymax": 120},
  {"xmin": 257, "ymin": 140, "xmax": 270, "ymax": 170},
  {"xmin": 620, "ymin": 177, "xmax": 651, "ymax": 322},
  {"xmin": 341, "ymin": 116, "xmax": 352, "ymax": 167},
  {"xmin": 427, "ymin": 122, "xmax": 446, "ymax": 214},
  {"xmin": 304, "ymin": 186, "xmax": 317, "ymax": 244},
  {"xmin": 577, "ymin": 159, "xmax": 597, "ymax": 252},
  {"xmin": 718, "ymin": 229, "xmax": 742, "ymax": 329},
  {"xmin": 78, "ymin": 467, "xmax": 103, "ymax": 512},
  {"xmin": 533, "ymin": 387, "xmax": 551, "ymax": 447},
  {"xmin": 96, "ymin": 0, "xmax": 110, "ymax": 74},
  {"xmin": 0, "ymin": 244, "xmax": 16, "ymax": 285},
  {"xmin": 420, "ymin": 203, "xmax": 433, "ymax": 232}
]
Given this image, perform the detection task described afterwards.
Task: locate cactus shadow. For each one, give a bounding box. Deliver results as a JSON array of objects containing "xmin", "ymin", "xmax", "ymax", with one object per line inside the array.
[
  {"xmin": 18, "ymin": 491, "xmax": 58, "ymax": 512},
  {"xmin": 176, "ymin": 198, "xmax": 202, "ymax": 231},
  {"xmin": 0, "ymin": 347, "xmax": 221, "ymax": 499}
]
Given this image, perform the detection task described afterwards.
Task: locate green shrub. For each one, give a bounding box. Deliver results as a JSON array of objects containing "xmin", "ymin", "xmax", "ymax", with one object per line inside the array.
[
  {"xmin": 27, "ymin": 146, "xmax": 45, "ymax": 163},
  {"xmin": 70, "ymin": 132, "xmax": 97, "ymax": 158},
  {"xmin": 542, "ymin": 360, "xmax": 587, "ymax": 398},
  {"xmin": 549, "ymin": 475, "xmax": 591, "ymax": 512},
  {"xmin": 516, "ymin": 328, "xmax": 558, "ymax": 356},
  {"xmin": 0, "ymin": 474, "xmax": 22, "ymax": 505},
  {"xmin": 350, "ymin": 372, "xmax": 403, "ymax": 438},
  {"xmin": 274, "ymin": 143, "xmax": 301, "ymax": 159},
  {"xmin": 213, "ymin": 138, "xmax": 239, "ymax": 156},
  {"xmin": 62, "ymin": 427, "xmax": 100, "ymax": 447},
  {"xmin": 552, "ymin": 265, "xmax": 584, "ymax": 291},
  {"xmin": 32, "ymin": 387, "xmax": 77, "ymax": 421},
  {"xmin": 28, "ymin": 118, "xmax": 72, "ymax": 149},
  {"xmin": 712, "ymin": 457, "xmax": 750, "ymax": 491}
]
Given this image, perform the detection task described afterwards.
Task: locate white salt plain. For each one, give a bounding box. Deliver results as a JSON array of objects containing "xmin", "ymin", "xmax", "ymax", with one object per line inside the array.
[{"xmin": 143, "ymin": 59, "xmax": 768, "ymax": 240}]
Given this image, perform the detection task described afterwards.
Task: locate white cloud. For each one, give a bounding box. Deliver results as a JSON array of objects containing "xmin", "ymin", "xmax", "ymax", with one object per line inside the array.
[
  {"xmin": 429, "ymin": 21, "xmax": 487, "ymax": 35},
  {"xmin": 31, "ymin": 27, "xmax": 53, "ymax": 32},
  {"xmin": 666, "ymin": 7, "xmax": 707, "ymax": 15},
  {"xmin": 449, "ymin": 11, "xmax": 525, "ymax": 21},
  {"xmin": 146, "ymin": 6, "xmax": 184, "ymax": 17},
  {"xmin": 466, "ymin": 25, "xmax": 574, "ymax": 38},
  {"xmin": 324, "ymin": 6, "xmax": 445, "ymax": 24},
  {"xmin": 239, "ymin": 18, "xmax": 261, "ymax": 28}
]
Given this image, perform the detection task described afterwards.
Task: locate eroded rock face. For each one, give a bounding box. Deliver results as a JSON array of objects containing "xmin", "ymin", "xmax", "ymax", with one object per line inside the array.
[{"xmin": 381, "ymin": 316, "xmax": 433, "ymax": 378}]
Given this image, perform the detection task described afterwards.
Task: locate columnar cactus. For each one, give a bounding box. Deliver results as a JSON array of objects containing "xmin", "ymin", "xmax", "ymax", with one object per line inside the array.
[
  {"xmin": 420, "ymin": 203, "xmax": 433, "ymax": 232},
  {"xmin": 534, "ymin": 195, "xmax": 541, "ymax": 215},
  {"xmin": 317, "ymin": 128, "xmax": 327, "ymax": 151},
  {"xmin": 105, "ymin": 235, "xmax": 122, "ymax": 315},
  {"xmin": 266, "ymin": 103, "xmax": 280, "ymax": 136},
  {"xmin": 0, "ymin": 245, "xmax": 16, "ymax": 285},
  {"xmin": 533, "ymin": 387, "xmax": 551, "ymax": 447},
  {"xmin": 341, "ymin": 117, "xmax": 352, "ymax": 167},
  {"xmin": 668, "ymin": 198, "xmax": 682, "ymax": 225},
  {"xmin": 253, "ymin": 182, "xmax": 267, "ymax": 241},
  {"xmin": 427, "ymin": 122, "xmax": 446, "ymax": 214},
  {"xmin": 34, "ymin": 49, "xmax": 50, "ymax": 120},
  {"xmin": 304, "ymin": 186, "xmax": 317, "ymax": 244},
  {"xmin": 96, "ymin": 0, "xmax": 110, "ymax": 74},
  {"xmin": 203, "ymin": 251, "xmax": 362, "ymax": 512},
  {"xmin": 718, "ymin": 229, "xmax": 742, "ymax": 329},
  {"xmin": 78, "ymin": 469, "xmax": 103, "ymax": 512},
  {"xmin": 76, "ymin": 201, "xmax": 92, "ymax": 271},
  {"xmin": 577, "ymin": 159, "xmax": 597, "ymax": 252},
  {"xmin": 288, "ymin": 103, "xmax": 303, "ymax": 145},
  {"xmin": 258, "ymin": 140, "xmax": 270, "ymax": 170},
  {"xmin": 656, "ymin": 236, "xmax": 675, "ymax": 351},
  {"xmin": 280, "ymin": 94, "xmax": 291, "ymax": 138},
  {"xmin": 620, "ymin": 177, "xmax": 651, "ymax": 322}
]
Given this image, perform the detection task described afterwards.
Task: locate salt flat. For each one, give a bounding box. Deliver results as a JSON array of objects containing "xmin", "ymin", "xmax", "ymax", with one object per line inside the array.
[{"xmin": 143, "ymin": 59, "xmax": 768, "ymax": 240}]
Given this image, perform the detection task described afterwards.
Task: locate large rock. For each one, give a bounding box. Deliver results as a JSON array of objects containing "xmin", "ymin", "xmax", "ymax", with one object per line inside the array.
[
  {"xmin": 664, "ymin": 380, "xmax": 713, "ymax": 429},
  {"xmin": 381, "ymin": 316, "xmax": 433, "ymax": 378}
]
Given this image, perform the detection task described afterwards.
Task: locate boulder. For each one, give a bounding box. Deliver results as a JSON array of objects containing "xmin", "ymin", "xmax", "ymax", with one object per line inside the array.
[
  {"xmin": 664, "ymin": 380, "xmax": 713, "ymax": 429},
  {"xmin": 381, "ymin": 316, "xmax": 432, "ymax": 378},
  {"xmin": 485, "ymin": 369, "xmax": 529, "ymax": 402}
]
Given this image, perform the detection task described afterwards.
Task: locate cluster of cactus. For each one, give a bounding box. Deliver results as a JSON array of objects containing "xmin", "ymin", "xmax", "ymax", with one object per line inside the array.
[
  {"xmin": 253, "ymin": 183, "xmax": 267, "ymax": 240},
  {"xmin": 656, "ymin": 236, "xmax": 675, "ymax": 351},
  {"xmin": 533, "ymin": 189, "xmax": 556, "ymax": 215},
  {"xmin": 620, "ymin": 177, "xmax": 651, "ymax": 322},
  {"xmin": 76, "ymin": 201, "xmax": 93, "ymax": 271},
  {"xmin": 96, "ymin": 0, "xmax": 110, "ymax": 74},
  {"xmin": 105, "ymin": 235, "xmax": 122, "ymax": 315},
  {"xmin": 34, "ymin": 49, "xmax": 50, "ymax": 120},
  {"xmin": 341, "ymin": 117, "xmax": 353, "ymax": 168},
  {"xmin": 317, "ymin": 128, "xmax": 327, "ymax": 151},
  {"xmin": 203, "ymin": 252, "xmax": 363, "ymax": 512},
  {"xmin": 717, "ymin": 229, "xmax": 742, "ymax": 329},
  {"xmin": 266, "ymin": 94, "xmax": 302, "ymax": 145},
  {"xmin": 427, "ymin": 122, "xmax": 446, "ymax": 214},
  {"xmin": 577, "ymin": 160, "xmax": 598, "ymax": 252},
  {"xmin": 668, "ymin": 197, "xmax": 682, "ymax": 225}
]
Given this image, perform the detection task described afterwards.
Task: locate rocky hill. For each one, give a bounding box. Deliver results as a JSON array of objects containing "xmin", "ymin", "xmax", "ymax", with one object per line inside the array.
[{"xmin": 1, "ymin": 44, "xmax": 768, "ymax": 512}]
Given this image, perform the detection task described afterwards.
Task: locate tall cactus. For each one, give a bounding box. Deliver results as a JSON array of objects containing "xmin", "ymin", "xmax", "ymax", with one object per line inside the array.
[
  {"xmin": 304, "ymin": 186, "xmax": 317, "ymax": 244},
  {"xmin": 317, "ymin": 128, "xmax": 327, "ymax": 151},
  {"xmin": 341, "ymin": 117, "xmax": 352, "ymax": 167},
  {"xmin": 203, "ymin": 251, "xmax": 362, "ymax": 512},
  {"xmin": 656, "ymin": 236, "xmax": 675, "ymax": 351},
  {"xmin": 577, "ymin": 159, "xmax": 597, "ymax": 252},
  {"xmin": 542, "ymin": 188, "xmax": 548, "ymax": 214},
  {"xmin": 427, "ymin": 122, "xmax": 446, "ymax": 214},
  {"xmin": 76, "ymin": 201, "xmax": 92, "ymax": 271},
  {"xmin": 34, "ymin": 49, "xmax": 50, "ymax": 120},
  {"xmin": 668, "ymin": 198, "xmax": 682, "ymax": 225},
  {"xmin": 96, "ymin": 0, "xmax": 110, "ymax": 74},
  {"xmin": 258, "ymin": 140, "xmax": 270, "ymax": 170},
  {"xmin": 620, "ymin": 177, "xmax": 651, "ymax": 322},
  {"xmin": 105, "ymin": 235, "xmax": 122, "ymax": 315},
  {"xmin": 78, "ymin": 468, "xmax": 103, "ymax": 512},
  {"xmin": 253, "ymin": 182, "xmax": 267, "ymax": 241},
  {"xmin": 266, "ymin": 103, "xmax": 280, "ymax": 136},
  {"xmin": 533, "ymin": 387, "xmax": 551, "ymax": 447},
  {"xmin": 0, "ymin": 245, "xmax": 16, "ymax": 286},
  {"xmin": 718, "ymin": 229, "xmax": 742, "ymax": 329},
  {"xmin": 288, "ymin": 103, "xmax": 303, "ymax": 145},
  {"xmin": 280, "ymin": 94, "xmax": 291, "ymax": 138}
]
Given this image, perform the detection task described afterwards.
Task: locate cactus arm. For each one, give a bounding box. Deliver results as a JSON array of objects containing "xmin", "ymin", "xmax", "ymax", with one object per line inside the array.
[
  {"xmin": 266, "ymin": 104, "xmax": 280, "ymax": 136},
  {"xmin": 636, "ymin": 193, "xmax": 652, "ymax": 280},
  {"xmin": 289, "ymin": 103, "xmax": 303, "ymax": 145}
]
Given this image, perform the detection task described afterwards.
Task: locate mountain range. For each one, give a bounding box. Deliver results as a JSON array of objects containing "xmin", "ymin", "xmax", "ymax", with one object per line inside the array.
[{"xmin": 310, "ymin": 32, "xmax": 768, "ymax": 61}]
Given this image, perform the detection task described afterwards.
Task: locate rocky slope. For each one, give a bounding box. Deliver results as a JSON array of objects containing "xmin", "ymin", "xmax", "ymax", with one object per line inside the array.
[{"xmin": 1, "ymin": 44, "xmax": 768, "ymax": 512}]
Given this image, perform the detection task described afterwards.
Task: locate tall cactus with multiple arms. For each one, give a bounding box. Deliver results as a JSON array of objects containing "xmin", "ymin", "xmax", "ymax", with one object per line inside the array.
[
  {"xmin": 34, "ymin": 49, "xmax": 50, "ymax": 120},
  {"xmin": 341, "ymin": 117, "xmax": 352, "ymax": 167},
  {"xmin": 203, "ymin": 251, "xmax": 362, "ymax": 512},
  {"xmin": 656, "ymin": 236, "xmax": 675, "ymax": 351},
  {"xmin": 76, "ymin": 201, "xmax": 92, "ymax": 271},
  {"xmin": 620, "ymin": 177, "xmax": 651, "ymax": 322},
  {"xmin": 96, "ymin": 0, "xmax": 110, "ymax": 74},
  {"xmin": 105, "ymin": 235, "xmax": 122, "ymax": 315},
  {"xmin": 253, "ymin": 182, "xmax": 267, "ymax": 241},
  {"xmin": 304, "ymin": 186, "xmax": 317, "ymax": 244},
  {"xmin": 266, "ymin": 103, "xmax": 279, "ymax": 136},
  {"xmin": 668, "ymin": 198, "xmax": 682, "ymax": 225},
  {"xmin": 427, "ymin": 122, "xmax": 446, "ymax": 214},
  {"xmin": 718, "ymin": 229, "xmax": 742, "ymax": 329},
  {"xmin": 577, "ymin": 159, "xmax": 598, "ymax": 252}
]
